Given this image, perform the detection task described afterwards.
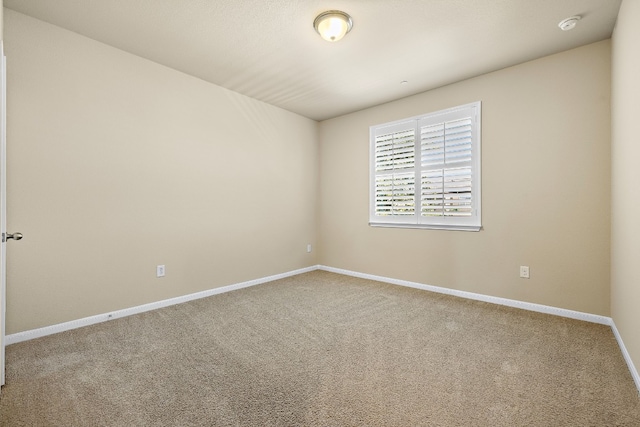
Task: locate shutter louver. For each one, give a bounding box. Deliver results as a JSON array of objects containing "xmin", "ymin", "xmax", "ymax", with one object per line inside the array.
[
  {"xmin": 375, "ymin": 129, "xmax": 414, "ymax": 172},
  {"xmin": 375, "ymin": 173, "xmax": 415, "ymax": 216},
  {"xmin": 444, "ymin": 118, "xmax": 472, "ymax": 164},
  {"xmin": 420, "ymin": 125, "xmax": 445, "ymax": 166},
  {"xmin": 421, "ymin": 170, "xmax": 444, "ymax": 216},
  {"xmin": 421, "ymin": 118, "xmax": 472, "ymax": 167},
  {"xmin": 444, "ymin": 167, "xmax": 472, "ymax": 216}
]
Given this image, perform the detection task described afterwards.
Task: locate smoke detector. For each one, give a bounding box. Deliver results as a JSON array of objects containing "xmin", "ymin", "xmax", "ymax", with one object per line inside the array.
[{"xmin": 558, "ymin": 16, "xmax": 581, "ymax": 31}]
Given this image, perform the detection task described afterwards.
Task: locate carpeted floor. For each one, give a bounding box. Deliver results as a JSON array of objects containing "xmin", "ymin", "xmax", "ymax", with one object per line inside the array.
[{"xmin": 1, "ymin": 270, "xmax": 639, "ymax": 426}]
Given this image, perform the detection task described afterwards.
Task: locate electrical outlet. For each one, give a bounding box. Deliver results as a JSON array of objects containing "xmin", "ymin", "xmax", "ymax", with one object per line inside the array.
[
  {"xmin": 307, "ymin": 244, "xmax": 312, "ymax": 253},
  {"xmin": 519, "ymin": 266, "xmax": 530, "ymax": 279},
  {"xmin": 157, "ymin": 265, "xmax": 165, "ymax": 278}
]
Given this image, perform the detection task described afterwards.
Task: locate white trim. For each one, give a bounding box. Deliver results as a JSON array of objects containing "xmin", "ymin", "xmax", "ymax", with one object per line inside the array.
[
  {"xmin": 370, "ymin": 101, "xmax": 482, "ymax": 230},
  {"xmin": 319, "ymin": 265, "xmax": 611, "ymax": 324},
  {"xmin": 610, "ymin": 320, "xmax": 640, "ymax": 393},
  {"xmin": 5, "ymin": 265, "xmax": 320, "ymax": 345}
]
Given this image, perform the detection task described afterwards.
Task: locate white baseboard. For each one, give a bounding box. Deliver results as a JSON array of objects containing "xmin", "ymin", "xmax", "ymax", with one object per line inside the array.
[
  {"xmin": 319, "ymin": 265, "xmax": 612, "ymax": 324},
  {"xmin": 610, "ymin": 320, "xmax": 640, "ymax": 393},
  {"xmin": 6, "ymin": 263, "xmax": 639, "ymax": 395},
  {"xmin": 5, "ymin": 265, "xmax": 320, "ymax": 345}
]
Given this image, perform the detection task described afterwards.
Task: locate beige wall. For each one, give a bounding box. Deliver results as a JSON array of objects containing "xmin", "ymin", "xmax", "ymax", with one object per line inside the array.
[
  {"xmin": 2, "ymin": 7, "xmax": 617, "ymax": 336},
  {"xmin": 612, "ymin": 0, "xmax": 640, "ymax": 378},
  {"xmin": 319, "ymin": 41, "xmax": 612, "ymax": 316},
  {"xmin": 4, "ymin": 10, "xmax": 318, "ymax": 334}
]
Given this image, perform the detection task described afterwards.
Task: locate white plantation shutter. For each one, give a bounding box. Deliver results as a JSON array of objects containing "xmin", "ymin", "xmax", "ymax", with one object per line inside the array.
[
  {"xmin": 372, "ymin": 121, "xmax": 417, "ymax": 221},
  {"xmin": 420, "ymin": 115, "xmax": 473, "ymax": 219},
  {"xmin": 370, "ymin": 102, "xmax": 481, "ymax": 231}
]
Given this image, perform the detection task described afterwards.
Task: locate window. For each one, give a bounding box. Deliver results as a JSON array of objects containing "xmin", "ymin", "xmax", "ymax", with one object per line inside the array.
[{"xmin": 370, "ymin": 102, "xmax": 481, "ymax": 231}]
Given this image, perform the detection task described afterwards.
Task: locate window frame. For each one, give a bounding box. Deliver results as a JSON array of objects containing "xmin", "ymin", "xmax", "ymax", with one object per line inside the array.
[{"xmin": 369, "ymin": 101, "xmax": 482, "ymax": 231}]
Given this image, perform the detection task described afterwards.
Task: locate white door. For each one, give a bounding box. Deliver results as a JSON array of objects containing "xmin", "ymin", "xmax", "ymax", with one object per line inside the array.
[
  {"xmin": 0, "ymin": 40, "xmax": 21, "ymax": 387},
  {"xmin": 0, "ymin": 38, "xmax": 23, "ymax": 388},
  {"xmin": 0, "ymin": 41, "xmax": 7, "ymax": 386},
  {"xmin": 0, "ymin": 41, "xmax": 21, "ymax": 387}
]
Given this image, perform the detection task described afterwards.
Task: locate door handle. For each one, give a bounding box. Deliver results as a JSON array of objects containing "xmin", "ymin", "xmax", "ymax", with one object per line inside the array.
[{"xmin": 2, "ymin": 232, "xmax": 23, "ymax": 242}]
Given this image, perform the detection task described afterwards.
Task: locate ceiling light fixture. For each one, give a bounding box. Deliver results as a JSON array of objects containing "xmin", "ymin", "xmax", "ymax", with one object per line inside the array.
[
  {"xmin": 314, "ymin": 10, "xmax": 353, "ymax": 42},
  {"xmin": 558, "ymin": 15, "xmax": 581, "ymax": 31}
]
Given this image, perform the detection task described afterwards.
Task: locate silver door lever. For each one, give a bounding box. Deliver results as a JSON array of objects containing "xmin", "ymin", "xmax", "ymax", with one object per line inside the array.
[{"xmin": 2, "ymin": 232, "xmax": 23, "ymax": 242}]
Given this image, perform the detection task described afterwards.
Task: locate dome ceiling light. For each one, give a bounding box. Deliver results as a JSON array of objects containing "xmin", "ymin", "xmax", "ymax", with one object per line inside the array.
[{"xmin": 314, "ymin": 10, "xmax": 353, "ymax": 42}]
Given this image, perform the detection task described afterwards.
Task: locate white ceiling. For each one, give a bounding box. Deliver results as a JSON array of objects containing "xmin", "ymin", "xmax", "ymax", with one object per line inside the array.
[{"xmin": 4, "ymin": 0, "xmax": 622, "ymax": 121}]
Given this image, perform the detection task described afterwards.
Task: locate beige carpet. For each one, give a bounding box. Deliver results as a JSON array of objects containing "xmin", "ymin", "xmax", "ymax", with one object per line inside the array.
[{"xmin": 1, "ymin": 270, "xmax": 639, "ymax": 426}]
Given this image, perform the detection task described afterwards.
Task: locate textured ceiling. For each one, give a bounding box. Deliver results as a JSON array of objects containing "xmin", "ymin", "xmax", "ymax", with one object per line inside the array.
[{"xmin": 4, "ymin": 0, "xmax": 622, "ymax": 121}]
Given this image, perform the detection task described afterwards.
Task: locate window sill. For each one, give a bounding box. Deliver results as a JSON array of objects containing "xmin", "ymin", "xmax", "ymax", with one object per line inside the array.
[{"xmin": 369, "ymin": 222, "xmax": 482, "ymax": 232}]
